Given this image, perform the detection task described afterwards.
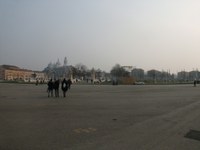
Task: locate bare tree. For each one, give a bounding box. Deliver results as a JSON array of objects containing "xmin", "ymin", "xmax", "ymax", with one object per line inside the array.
[
  {"xmin": 74, "ymin": 63, "xmax": 88, "ymax": 79},
  {"xmin": 110, "ymin": 64, "xmax": 129, "ymax": 78}
]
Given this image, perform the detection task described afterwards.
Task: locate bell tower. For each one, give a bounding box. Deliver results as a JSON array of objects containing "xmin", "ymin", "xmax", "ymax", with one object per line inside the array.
[{"xmin": 64, "ymin": 57, "xmax": 67, "ymax": 66}]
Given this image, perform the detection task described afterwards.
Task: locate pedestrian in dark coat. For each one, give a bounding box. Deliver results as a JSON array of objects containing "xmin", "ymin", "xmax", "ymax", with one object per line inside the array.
[
  {"xmin": 194, "ymin": 79, "xmax": 197, "ymax": 87},
  {"xmin": 47, "ymin": 79, "xmax": 54, "ymax": 97},
  {"xmin": 62, "ymin": 78, "xmax": 68, "ymax": 97},
  {"xmin": 68, "ymin": 79, "xmax": 72, "ymax": 90},
  {"xmin": 54, "ymin": 79, "xmax": 60, "ymax": 97}
]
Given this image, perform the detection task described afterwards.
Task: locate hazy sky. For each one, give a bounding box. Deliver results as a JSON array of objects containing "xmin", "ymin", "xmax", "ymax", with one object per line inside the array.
[{"xmin": 0, "ymin": 0, "xmax": 200, "ymax": 73}]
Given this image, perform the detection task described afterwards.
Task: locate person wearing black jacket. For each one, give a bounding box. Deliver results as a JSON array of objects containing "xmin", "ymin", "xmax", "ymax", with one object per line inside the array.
[
  {"xmin": 54, "ymin": 79, "xmax": 60, "ymax": 97},
  {"xmin": 61, "ymin": 78, "xmax": 68, "ymax": 97},
  {"xmin": 47, "ymin": 79, "xmax": 54, "ymax": 97},
  {"xmin": 67, "ymin": 79, "xmax": 72, "ymax": 90}
]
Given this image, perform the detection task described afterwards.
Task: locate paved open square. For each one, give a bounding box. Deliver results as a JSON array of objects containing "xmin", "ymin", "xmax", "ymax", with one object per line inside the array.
[{"xmin": 0, "ymin": 83, "xmax": 200, "ymax": 150}]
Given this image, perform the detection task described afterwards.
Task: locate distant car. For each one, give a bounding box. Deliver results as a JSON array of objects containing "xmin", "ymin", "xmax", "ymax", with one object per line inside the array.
[
  {"xmin": 134, "ymin": 82, "xmax": 145, "ymax": 85},
  {"xmin": 71, "ymin": 78, "xmax": 81, "ymax": 83},
  {"xmin": 93, "ymin": 79, "xmax": 100, "ymax": 84}
]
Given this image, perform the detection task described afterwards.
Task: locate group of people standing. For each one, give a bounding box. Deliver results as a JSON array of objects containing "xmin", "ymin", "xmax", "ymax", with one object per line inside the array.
[{"xmin": 47, "ymin": 78, "xmax": 72, "ymax": 97}]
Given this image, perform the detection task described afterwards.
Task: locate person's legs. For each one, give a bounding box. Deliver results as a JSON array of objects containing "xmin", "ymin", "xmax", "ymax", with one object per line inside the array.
[
  {"xmin": 48, "ymin": 90, "xmax": 50, "ymax": 97},
  {"xmin": 51, "ymin": 90, "xmax": 53, "ymax": 97}
]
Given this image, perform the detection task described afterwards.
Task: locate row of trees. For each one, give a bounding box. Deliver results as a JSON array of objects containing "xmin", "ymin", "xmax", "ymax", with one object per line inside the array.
[
  {"xmin": 71, "ymin": 63, "xmax": 106, "ymax": 80},
  {"xmin": 43, "ymin": 61, "xmax": 129, "ymax": 81},
  {"xmin": 43, "ymin": 56, "xmax": 129, "ymax": 80},
  {"xmin": 43, "ymin": 62, "xmax": 110, "ymax": 80},
  {"xmin": 71, "ymin": 63, "xmax": 130, "ymax": 79},
  {"xmin": 44, "ymin": 59, "xmax": 200, "ymax": 85}
]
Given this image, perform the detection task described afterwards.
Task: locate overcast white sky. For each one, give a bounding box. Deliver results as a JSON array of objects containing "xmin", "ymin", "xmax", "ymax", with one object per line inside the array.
[{"xmin": 0, "ymin": 0, "xmax": 200, "ymax": 73}]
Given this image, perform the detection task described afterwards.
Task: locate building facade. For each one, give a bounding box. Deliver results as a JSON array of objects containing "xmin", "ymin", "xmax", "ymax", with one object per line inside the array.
[
  {"xmin": 177, "ymin": 71, "xmax": 189, "ymax": 81},
  {"xmin": 131, "ymin": 68, "xmax": 145, "ymax": 81},
  {"xmin": 0, "ymin": 65, "xmax": 46, "ymax": 82}
]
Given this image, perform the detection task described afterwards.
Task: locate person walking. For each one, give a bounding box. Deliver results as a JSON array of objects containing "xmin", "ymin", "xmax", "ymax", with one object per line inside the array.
[
  {"xmin": 194, "ymin": 79, "xmax": 197, "ymax": 87},
  {"xmin": 67, "ymin": 79, "xmax": 72, "ymax": 90},
  {"xmin": 54, "ymin": 79, "xmax": 60, "ymax": 97},
  {"xmin": 47, "ymin": 79, "xmax": 54, "ymax": 97},
  {"xmin": 61, "ymin": 78, "xmax": 68, "ymax": 97}
]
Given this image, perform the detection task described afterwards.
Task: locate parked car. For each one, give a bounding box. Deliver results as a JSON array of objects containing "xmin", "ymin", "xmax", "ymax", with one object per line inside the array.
[{"xmin": 134, "ymin": 82, "xmax": 145, "ymax": 85}]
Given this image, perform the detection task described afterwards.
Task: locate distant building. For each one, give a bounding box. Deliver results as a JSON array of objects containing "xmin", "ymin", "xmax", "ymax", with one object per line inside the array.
[
  {"xmin": 177, "ymin": 71, "xmax": 189, "ymax": 81},
  {"xmin": 131, "ymin": 68, "xmax": 145, "ymax": 81},
  {"xmin": 43, "ymin": 57, "xmax": 72, "ymax": 79},
  {"xmin": 0, "ymin": 65, "xmax": 46, "ymax": 82},
  {"xmin": 147, "ymin": 69, "xmax": 162, "ymax": 81},
  {"xmin": 189, "ymin": 71, "xmax": 199, "ymax": 80}
]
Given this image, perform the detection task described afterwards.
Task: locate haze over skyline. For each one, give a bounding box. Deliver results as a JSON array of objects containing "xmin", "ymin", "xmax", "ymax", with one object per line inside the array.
[{"xmin": 0, "ymin": 0, "xmax": 200, "ymax": 73}]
